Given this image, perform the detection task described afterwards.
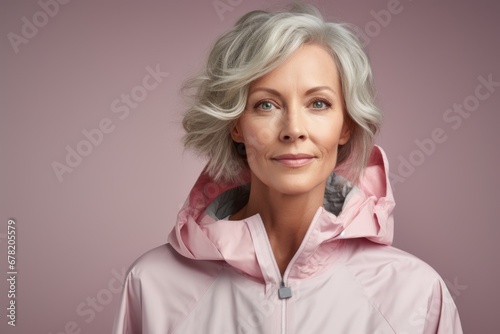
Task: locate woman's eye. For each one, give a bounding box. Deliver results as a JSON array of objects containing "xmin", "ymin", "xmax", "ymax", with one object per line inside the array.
[
  {"xmin": 257, "ymin": 101, "xmax": 274, "ymax": 110},
  {"xmin": 311, "ymin": 100, "xmax": 329, "ymax": 109}
]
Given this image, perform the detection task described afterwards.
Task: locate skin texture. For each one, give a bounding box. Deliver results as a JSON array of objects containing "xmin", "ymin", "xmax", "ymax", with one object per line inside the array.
[{"xmin": 231, "ymin": 44, "xmax": 350, "ymax": 275}]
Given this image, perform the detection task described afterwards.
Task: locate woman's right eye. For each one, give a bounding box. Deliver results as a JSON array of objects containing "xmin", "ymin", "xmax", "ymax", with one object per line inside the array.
[{"xmin": 256, "ymin": 101, "xmax": 275, "ymax": 111}]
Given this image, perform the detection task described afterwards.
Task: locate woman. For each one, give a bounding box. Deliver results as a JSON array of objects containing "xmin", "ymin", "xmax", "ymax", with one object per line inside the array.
[{"xmin": 113, "ymin": 4, "xmax": 463, "ymax": 333}]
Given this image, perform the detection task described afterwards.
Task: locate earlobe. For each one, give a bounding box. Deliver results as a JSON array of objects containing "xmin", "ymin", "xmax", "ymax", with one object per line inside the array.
[
  {"xmin": 339, "ymin": 124, "xmax": 351, "ymax": 145},
  {"xmin": 231, "ymin": 121, "xmax": 244, "ymax": 143}
]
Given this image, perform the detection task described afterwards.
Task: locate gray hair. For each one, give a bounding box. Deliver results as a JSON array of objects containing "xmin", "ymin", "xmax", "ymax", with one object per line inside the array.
[{"xmin": 182, "ymin": 3, "xmax": 382, "ymax": 184}]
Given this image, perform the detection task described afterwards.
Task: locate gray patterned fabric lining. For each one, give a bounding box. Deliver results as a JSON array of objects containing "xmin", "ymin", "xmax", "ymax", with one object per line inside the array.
[
  {"xmin": 206, "ymin": 173, "xmax": 357, "ymax": 220},
  {"xmin": 323, "ymin": 173, "xmax": 356, "ymax": 216}
]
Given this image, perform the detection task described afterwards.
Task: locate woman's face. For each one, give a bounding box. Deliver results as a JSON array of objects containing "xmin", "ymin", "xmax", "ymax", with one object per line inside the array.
[{"xmin": 232, "ymin": 43, "xmax": 350, "ymax": 196}]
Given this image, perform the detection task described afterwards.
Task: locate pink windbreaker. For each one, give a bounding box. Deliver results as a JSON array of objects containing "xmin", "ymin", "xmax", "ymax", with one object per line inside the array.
[{"xmin": 112, "ymin": 146, "xmax": 463, "ymax": 333}]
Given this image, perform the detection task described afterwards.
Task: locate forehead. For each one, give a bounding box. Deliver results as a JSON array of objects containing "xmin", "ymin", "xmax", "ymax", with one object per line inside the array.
[{"xmin": 249, "ymin": 44, "xmax": 341, "ymax": 92}]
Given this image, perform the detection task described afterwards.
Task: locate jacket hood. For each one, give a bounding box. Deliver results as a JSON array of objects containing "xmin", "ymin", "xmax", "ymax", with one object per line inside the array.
[{"xmin": 168, "ymin": 145, "xmax": 395, "ymax": 281}]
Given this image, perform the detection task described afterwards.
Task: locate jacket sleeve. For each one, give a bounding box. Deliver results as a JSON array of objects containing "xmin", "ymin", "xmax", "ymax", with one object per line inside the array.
[
  {"xmin": 423, "ymin": 277, "xmax": 463, "ymax": 334},
  {"xmin": 112, "ymin": 269, "xmax": 143, "ymax": 334}
]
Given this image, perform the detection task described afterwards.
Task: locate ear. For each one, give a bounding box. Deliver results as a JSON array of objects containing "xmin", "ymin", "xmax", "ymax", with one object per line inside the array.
[
  {"xmin": 339, "ymin": 122, "xmax": 351, "ymax": 145},
  {"xmin": 231, "ymin": 120, "xmax": 245, "ymax": 143}
]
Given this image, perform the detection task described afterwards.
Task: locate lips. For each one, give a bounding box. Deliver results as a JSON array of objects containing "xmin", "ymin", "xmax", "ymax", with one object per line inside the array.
[{"xmin": 272, "ymin": 154, "xmax": 315, "ymax": 167}]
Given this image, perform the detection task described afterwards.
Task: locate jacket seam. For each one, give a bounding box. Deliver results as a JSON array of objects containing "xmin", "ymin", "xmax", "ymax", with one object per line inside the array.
[
  {"xmin": 170, "ymin": 264, "xmax": 226, "ymax": 334},
  {"xmin": 341, "ymin": 249, "xmax": 398, "ymax": 333}
]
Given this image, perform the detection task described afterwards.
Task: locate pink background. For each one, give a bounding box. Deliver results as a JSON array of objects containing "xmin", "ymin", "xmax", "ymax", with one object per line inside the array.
[{"xmin": 1, "ymin": 0, "xmax": 499, "ymax": 333}]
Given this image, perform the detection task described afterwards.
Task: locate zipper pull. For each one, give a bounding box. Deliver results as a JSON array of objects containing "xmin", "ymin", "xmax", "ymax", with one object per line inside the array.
[{"xmin": 278, "ymin": 281, "xmax": 292, "ymax": 299}]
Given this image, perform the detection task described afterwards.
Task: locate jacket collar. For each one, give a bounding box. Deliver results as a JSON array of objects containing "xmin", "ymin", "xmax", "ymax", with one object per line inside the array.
[{"xmin": 168, "ymin": 145, "xmax": 395, "ymax": 281}]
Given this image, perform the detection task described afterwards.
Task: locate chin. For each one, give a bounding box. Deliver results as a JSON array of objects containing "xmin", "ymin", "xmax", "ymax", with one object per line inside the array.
[{"xmin": 268, "ymin": 175, "xmax": 326, "ymax": 196}]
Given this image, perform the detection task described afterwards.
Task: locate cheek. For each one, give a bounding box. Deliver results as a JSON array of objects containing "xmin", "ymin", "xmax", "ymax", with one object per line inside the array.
[
  {"xmin": 240, "ymin": 116, "xmax": 279, "ymax": 158},
  {"xmin": 244, "ymin": 127, "xmax": 273, "ymax": 165},
  {"xmin": 312, "ymin": 121, "xmax": 345, "ymax": 155}
]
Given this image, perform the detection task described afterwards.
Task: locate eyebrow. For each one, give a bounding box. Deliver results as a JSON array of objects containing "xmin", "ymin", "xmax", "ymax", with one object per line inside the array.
[
  {"xmin": 249, "ymin": 86, "xmax": 337, "ymax": 96},
  {"xmin": 305, "ymin": 86, "xmax": 337, "ymax": 96}
]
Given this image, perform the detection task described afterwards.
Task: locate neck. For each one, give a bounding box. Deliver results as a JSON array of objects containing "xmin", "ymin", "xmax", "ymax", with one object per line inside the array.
[{"xmin": 231, "ymin": 175, "xmax": 326, "ymax": 275}]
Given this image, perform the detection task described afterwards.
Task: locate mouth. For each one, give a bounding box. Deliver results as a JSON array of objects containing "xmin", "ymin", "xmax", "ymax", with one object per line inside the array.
[{"xmin": 272, "ymin": 154, "xmax": 315, "ymax": 168}]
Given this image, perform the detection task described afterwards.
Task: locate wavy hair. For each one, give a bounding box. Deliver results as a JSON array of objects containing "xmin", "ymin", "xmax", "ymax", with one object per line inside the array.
[{"xmin": 182, "ymin": 3, "xmax": 382, "ymax": 184}]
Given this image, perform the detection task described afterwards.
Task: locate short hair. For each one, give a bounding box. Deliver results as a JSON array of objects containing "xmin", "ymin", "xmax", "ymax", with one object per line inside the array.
[{"xmin": 182, "ymin": 3, "xmax": 382, "ymax": 185}]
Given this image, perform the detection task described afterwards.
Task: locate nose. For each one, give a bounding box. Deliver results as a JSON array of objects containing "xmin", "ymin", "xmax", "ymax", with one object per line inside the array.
[{"xmin": 279, "ymin": 106, "xmax": 307, "ymax": 142}]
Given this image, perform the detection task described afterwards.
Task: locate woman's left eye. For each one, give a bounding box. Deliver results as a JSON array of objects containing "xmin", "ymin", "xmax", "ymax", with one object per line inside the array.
[{"xmin": 311, "ymin": 100, "xmax": 330, "ymax": 109}]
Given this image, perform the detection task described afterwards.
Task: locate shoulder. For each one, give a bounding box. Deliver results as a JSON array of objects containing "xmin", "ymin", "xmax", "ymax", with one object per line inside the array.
[
  {"xmin": 120, "ymin": 243, "xmax": 227, "ymax": 320},
  {"xmin": 341, "ymin": 239, "xmax": 449, "ymax": 308},
  {"xmin": 344, "ymin": 238, "xmax": 442, "ymax": 285},
  {"xmin": 114, "ymin": 244, "xmax": 226, "ymax": 333},
  {"xmin": 341, "ymin": 239, "xmax": 461, "ymax": 332},
  {"xmin": 125, "ymin": 243, "xmax": 225, "ymax": 290}
]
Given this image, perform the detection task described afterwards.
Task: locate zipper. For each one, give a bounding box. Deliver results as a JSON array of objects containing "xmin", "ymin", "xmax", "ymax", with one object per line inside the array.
[
  {"xmin": 268, "ymin": 238, "xmax": 313, "ymax": 334},
  {"xmin": 273, "ymin": 258, "xmax": 294, "ymax": 334},
  {"xmin": 282, "ymin": 289, "xmax": 287, "ymax": 334},
  {"xmin": 275, "ymin": 272, "xmax": 290, "ymax": 334},
  {"xmin": 278, "ymin": 280, "xmax": 292, "ymax": 299},
  {"xmin": 257, "ymin": 209, "xmax": 324, "ymax": 334},
  {"xmin": 268, "ymin": 244, "xmax": 291, "ymax": 334}
]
